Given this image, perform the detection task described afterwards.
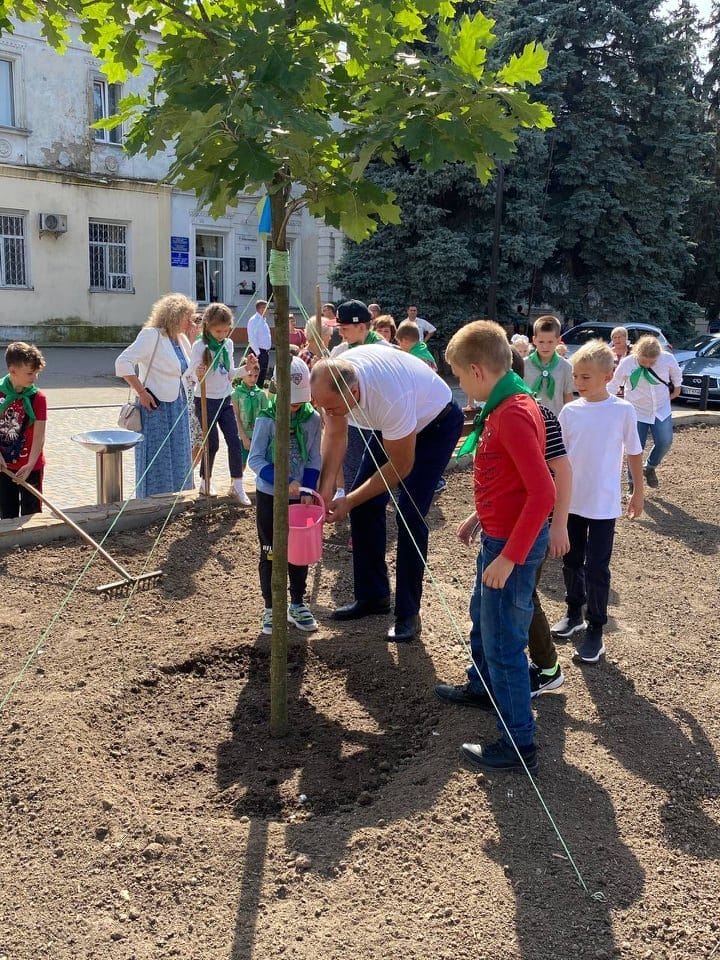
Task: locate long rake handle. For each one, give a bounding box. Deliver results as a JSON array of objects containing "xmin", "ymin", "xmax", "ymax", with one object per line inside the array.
[{"xmin": 1, "ymin": 466, "xmax": 134, "ymax": 582}]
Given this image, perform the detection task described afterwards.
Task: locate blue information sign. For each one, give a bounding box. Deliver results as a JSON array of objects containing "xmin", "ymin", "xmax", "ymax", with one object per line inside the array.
[{"xmin": 171, "ymin": 236, "xmax": 189, "ymax": 267}]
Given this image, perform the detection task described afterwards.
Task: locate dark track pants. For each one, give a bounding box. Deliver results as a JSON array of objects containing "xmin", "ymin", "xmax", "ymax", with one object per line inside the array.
[{"xmin": 348, "ymin": 403, "xmax": 464, "ymax": 619}]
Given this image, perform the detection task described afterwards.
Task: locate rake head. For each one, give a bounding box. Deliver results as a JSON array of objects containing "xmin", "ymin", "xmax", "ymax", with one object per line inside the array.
[{"xmin": 96, "ymin": 570, "xmax": 163, "ymax": 598}]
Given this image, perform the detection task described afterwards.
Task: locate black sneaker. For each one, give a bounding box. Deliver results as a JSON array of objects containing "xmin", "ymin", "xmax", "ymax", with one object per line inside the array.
[
  {"xmin": 551, "ymin": 611, "xmax": 586, "ymax": 638},
  {"xmin": 644, "ymin": 465, "xmax": 659, "ymax": 488},
  {"xmin": 529, "ymin": 662, "xmax": 565, "ymax": 698},
  {"xmin": 461, "ymin": 738, "xmax": 538, "ymax": 774},
  {"xmin": 434, "ymin": 682, "xmax": 494, "ymax": 711},
  {"xmin": 574, "ymin": 625, "xmax": 605, "ymax": 663}
]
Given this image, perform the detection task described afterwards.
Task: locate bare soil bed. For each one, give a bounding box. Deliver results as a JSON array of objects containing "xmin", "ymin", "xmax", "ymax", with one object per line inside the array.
[{"xmin": 1, "ymin": 425, "xmax": 719, "ymax": 960}]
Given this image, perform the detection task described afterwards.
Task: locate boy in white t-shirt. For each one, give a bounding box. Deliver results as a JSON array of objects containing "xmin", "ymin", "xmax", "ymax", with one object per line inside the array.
[{"xmin": 555, "ymin": 340, "xmax": 644, "ymax": 663}]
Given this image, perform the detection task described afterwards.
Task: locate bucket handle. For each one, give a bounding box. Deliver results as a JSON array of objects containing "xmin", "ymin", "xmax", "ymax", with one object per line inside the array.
[{"xmin": 298, "ymin": 486, "xmax": 325, "ymax": 521}]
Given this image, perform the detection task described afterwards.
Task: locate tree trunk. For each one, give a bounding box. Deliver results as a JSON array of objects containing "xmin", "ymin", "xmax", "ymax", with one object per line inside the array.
[{"xmin": 269, "ymin": 179, "xmax": 292, "ymax": 737}]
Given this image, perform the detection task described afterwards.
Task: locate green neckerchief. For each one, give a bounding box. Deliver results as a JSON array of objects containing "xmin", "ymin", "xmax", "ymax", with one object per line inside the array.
[
  {"xmin": 629, "ymin": 364, "xmax": 658, "ymax": 389},
  {"xmin": 527, "ymin": 350, "xmax": 560, "ymax": 400},
  {"xmin": 258, "ymin": 397, "xmax": 315, "ymax": 464},
  {"xmin": 204, "ymin": 333, "xmax": 232, "ymax": 374},
  {"xmin": 457, "ymin": 371, "xmax": 534, "ymax": 458},
  {"xmin": 0, "ymin": 374, "xmax": 38, "ymax": 424},
  {"xmin": 233, "ymin": 381, "xmax": 268, "ymax": 431},
  {"xmin": 409, "ymin": 341, "xmax": 436, "ymax": 365},
  {"xmin": 348, "ymin": 329, "xmax": 383, "ymax": 348}
]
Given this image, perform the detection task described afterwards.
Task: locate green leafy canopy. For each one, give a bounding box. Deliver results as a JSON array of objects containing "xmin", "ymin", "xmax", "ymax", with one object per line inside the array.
[{"xmin": 2, "ymin": 0, "xmax": 552, "ymax": 240}]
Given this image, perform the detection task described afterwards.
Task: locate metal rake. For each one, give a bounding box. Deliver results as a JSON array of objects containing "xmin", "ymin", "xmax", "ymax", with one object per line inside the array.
[{"xmin": 1, "ymin": 467, "xmax": 162, "ymax": 597}]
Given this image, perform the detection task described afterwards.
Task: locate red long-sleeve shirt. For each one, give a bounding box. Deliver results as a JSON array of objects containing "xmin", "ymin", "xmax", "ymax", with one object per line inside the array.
[{"xmin": 473, "ymin": 395, "xmax": 556, "ymax": 564}]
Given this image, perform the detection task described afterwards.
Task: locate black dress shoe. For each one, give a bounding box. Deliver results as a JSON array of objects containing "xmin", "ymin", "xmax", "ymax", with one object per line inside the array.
[
  {"xmin": 386, "ymin": 615, "xmax": 421, "ymax": 643},
  {"xmin": 331, "ymin": 597, "xmax": 392, "ymax": 621},
  {"xmin": 435, "ymin": 682, "xmax": 494, "ymax": 710}
]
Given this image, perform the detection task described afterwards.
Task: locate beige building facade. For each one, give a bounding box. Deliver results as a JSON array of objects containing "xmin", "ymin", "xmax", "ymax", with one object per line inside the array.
[{"xmin": 0, "ymin": 21, "xmax": 342, "ymax": 343}]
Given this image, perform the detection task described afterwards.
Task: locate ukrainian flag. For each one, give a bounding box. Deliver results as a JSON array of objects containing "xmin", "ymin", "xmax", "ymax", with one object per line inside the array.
[{"xmin": 257, "ymin": 195, "xmax": 272, "ymax": 235}]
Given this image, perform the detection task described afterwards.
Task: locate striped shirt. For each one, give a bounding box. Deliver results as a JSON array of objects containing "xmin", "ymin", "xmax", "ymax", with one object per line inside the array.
[{"xmin": 539, "ymin": 403, "xmax": 566, "ymax": 462}]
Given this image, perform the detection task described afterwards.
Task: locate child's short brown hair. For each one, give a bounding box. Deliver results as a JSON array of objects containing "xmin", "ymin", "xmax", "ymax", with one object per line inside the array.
[
  {"xmin": 634, "ymin": 334, "xmax": 661, "ymax": 360},
  {"xmin": 396, "ymin": 320, "xmax": 420, "ymax": 344},
  {"xmin": 571, "ymin": 339, "xmax": 615, "ymax": 374},
  {"xmin": 5, "ymin": 341, "xmax": 45, "ymax": 371},
  {"xmin": 533, "ymin": 314, "xmax": 562, "ymax": 337},
  {"xmin": 446, "ymin": 320, "xmax": 512, "ymax": 373}
]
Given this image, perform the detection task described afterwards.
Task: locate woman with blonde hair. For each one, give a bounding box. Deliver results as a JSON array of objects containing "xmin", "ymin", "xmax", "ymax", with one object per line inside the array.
[
  {"xmin": 609, "ymin": 334, "xmax": 682, "ymax": 489},
  {"xmin": 116, "ymin": 293, "xmax": 197, "ymax": 497}
]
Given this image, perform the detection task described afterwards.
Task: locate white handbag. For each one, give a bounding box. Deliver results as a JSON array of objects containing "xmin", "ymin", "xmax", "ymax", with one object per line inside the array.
[{"xmin": 117, "ymin": 331, "xmax": 161, "ymax": 430}]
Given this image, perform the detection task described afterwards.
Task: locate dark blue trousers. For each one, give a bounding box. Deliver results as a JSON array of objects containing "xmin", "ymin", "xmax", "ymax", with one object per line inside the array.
[
  {"xmin": 195, "ymin": 395, "xmax": 244, "ymax": 479},
  {"xmin": 349, "ymin": 403, "xmax": 464, "ymax": 619}
]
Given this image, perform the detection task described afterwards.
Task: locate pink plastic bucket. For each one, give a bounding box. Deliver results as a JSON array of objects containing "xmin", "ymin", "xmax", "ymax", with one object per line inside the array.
[{"xmin": 288, "ymin": 488, "xmax": 325, "ymax": 566}]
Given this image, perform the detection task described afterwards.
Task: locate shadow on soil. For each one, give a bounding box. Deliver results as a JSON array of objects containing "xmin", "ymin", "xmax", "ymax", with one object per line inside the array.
[
  {"xmin": 217, "ymin": 626, "xmax": 447, "ymax": 959},
  {"xmin": 642, "ymin": 496, "xmax": 720, "ymax": 555},
  {"xmin": 576, "ymin": 660, "xmax": 720, "ymax": 859},
  {"xmin": 481, "ymin": 695, "xmax": 645, "ymax": 958}
]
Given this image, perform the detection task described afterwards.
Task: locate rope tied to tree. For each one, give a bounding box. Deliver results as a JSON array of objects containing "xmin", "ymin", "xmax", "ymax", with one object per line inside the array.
[{"xmin": 268, "ymin": 249, "xmax": 291, "ymax": 287}]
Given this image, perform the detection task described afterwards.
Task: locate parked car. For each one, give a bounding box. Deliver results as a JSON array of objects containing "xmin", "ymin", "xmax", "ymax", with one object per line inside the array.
[
  {"xmin": 679, "ymin": 337, "xmax": 720, "ymax": 403},
  {"xmin": 674, "ymin": 332, "xmax": 720, "ymax": 368},
  {"xmin": 560, "ymin": 322, "xmax": 672, "ymax": 358}
]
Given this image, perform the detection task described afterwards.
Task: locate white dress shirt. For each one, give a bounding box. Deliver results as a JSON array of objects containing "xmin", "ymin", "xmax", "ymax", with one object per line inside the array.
[
  {"xmin": 609, "ymin": 352, "xmax": 681, "ymax": 424},
  {"xmin": 247, "ymin": 311, "xmax": 272, "ymax": 352}
]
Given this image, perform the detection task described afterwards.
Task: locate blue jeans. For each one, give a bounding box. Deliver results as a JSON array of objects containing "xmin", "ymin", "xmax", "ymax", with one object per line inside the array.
[
  {"xmin": 466, "ymin": 526, "xmax": 549, "ymax": 749},
  {"xmin": 637, "ymin": 414, "xmax": 673, "ymax": 468}
]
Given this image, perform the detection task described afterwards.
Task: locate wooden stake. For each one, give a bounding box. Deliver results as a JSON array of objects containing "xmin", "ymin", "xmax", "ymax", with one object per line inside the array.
[
  {"xmin": 200, "ymin": 375, "xmax": 211, "ymax": 509},
  {"xmin": 315, "ymin": 284, "xmax": 322, "ymax": 328}
]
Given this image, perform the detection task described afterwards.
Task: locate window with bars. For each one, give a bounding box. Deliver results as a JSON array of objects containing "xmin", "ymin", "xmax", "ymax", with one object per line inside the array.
[
  {"xmin": 92, "ymin": 78, "xmax": 121, "ymax": 144},
  {"xmin": 0, "ymin": 59, "xmax": 15, "ymax": 127},
  {"xmin": 89, "ymin": 221, "xmax": 131, "ymax": 291},
  {"xmin": 195, "ymin": 233, "xmax": 224, "ymax": 303},
  {"xmin": 0, "ymin": 214, "xmax": 27, "ymax": 288}
]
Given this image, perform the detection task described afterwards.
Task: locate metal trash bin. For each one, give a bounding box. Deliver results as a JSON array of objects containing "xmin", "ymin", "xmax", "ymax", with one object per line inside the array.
[{"xmin": 71, "ymin": 429, "xmax": 143, "ymax": 504}]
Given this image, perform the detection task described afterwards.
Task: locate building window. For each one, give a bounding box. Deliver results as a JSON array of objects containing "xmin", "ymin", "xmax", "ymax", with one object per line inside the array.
[
  {"xmin": 92, "ymin": 78, "xmax": 121, "ymax": 144},
  {"xmin": 0, "ymin": 58, "xmax": 15, "ymax": 127},
  {"xmin": 89, "ymin": 221, "xmax": 131, "ymax": 291},
  {"xmin": 195, "ymin": 233, "xmax": 224, "ymax": 302},
  {"xmin": 0, "ymin": 213, "xmax": 27, "ymax": 288}
]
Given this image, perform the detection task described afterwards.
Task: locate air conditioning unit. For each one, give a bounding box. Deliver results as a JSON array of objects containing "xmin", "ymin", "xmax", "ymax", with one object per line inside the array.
[{"xmin": 39, "ymin": 213, "xmax": 68, "ymax": 235}]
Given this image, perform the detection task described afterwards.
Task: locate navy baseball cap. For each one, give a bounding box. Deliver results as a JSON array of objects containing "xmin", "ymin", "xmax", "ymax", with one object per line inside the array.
[{"xmin": 337, "ymin": 299, "xmax": 372, "ymax": 325}]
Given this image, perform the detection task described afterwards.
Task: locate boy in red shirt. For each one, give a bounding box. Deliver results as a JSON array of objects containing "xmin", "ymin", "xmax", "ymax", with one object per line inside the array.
[
  {"xmin": 0, "ymin": 342, "xmax": 47, "ymax": 519},
  {"xmin": 435, "ymin": 321, "xmax": 555, "ymax": 773}
]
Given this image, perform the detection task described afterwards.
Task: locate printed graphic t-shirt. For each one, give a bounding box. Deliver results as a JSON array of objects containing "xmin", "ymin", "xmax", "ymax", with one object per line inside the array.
[{"xmin": 0, "ymin": 389, "xmax": 47, "ymax": 471}]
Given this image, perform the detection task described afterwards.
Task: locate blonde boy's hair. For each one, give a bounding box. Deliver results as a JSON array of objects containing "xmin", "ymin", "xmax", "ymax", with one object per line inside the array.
[
  {"xmin": 446, "ymin": 320, "xmax": 512, "ymax": 373},
  {"xmin": 396, "ymin": 320, "xmax": 421, "ymax": 343},
  {"xmin": 611, "ymin": 326, "xmax": 628, "ymax": 340},
  {"xmin": 634, "ymin": 334, "xmax": 661, "ymax": 360},
  {"xmin": 533, "ymin": 314, "xmax": 562, "ymax": 337},
  {"xmin": 571, "ymin": 339, "xmax": 615, "ymax": 373}
]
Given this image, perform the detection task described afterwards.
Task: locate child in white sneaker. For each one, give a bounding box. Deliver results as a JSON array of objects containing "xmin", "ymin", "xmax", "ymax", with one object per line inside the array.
[
  {"xmin": 248, "ymin": 356, "xmax": 322, "ymax": 634},
  {"xmin": 555, "ymin": 340, "xmax": 644, "ymax": 663},
  {"xmin": 186, "ymin": 303, "xmax": 254, "ymax": 503}
]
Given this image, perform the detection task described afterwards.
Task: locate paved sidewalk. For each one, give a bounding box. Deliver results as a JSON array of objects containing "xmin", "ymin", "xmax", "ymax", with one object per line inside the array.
[
  {"xmin": 40, "ymin": 348, "xmax": 233, "ymax": 508},
  {"xmin": 28, "ymin": 347, "xmax": 720, "ymax": 510}
]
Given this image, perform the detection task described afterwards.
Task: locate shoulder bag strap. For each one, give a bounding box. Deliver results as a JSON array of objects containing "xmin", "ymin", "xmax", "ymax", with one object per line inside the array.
[{"xmin": 646, "ymin": 366, "xmax": 670, "ymax": 387}]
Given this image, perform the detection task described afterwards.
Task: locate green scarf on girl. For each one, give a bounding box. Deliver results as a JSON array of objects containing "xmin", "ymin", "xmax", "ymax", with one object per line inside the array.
[
  {"xmin": 527, "ymin": 350, "xmax": 560, "ymax": 400},
  {"xmin": 0, "ymin": 375, "xmax": 38, "ymax": 424},
  {"xmin": 629, "ymin": 364, "xmax": 659, "ymax": 389},
  {"xmin": 204, "ymin": 333, "xmax": 232, "ymax": 374}
]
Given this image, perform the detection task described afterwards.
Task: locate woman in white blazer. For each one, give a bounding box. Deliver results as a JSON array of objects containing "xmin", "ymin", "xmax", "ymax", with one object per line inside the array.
[{"xmin": 115, "ymin": 293, "xmax": 196, "ymax": 498}]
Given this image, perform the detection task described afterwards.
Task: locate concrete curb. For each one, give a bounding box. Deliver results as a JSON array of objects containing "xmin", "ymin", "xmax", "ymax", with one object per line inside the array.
[{"xmin": 0, "ymin": 490, "xmax": 250, "ymax": 554}]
